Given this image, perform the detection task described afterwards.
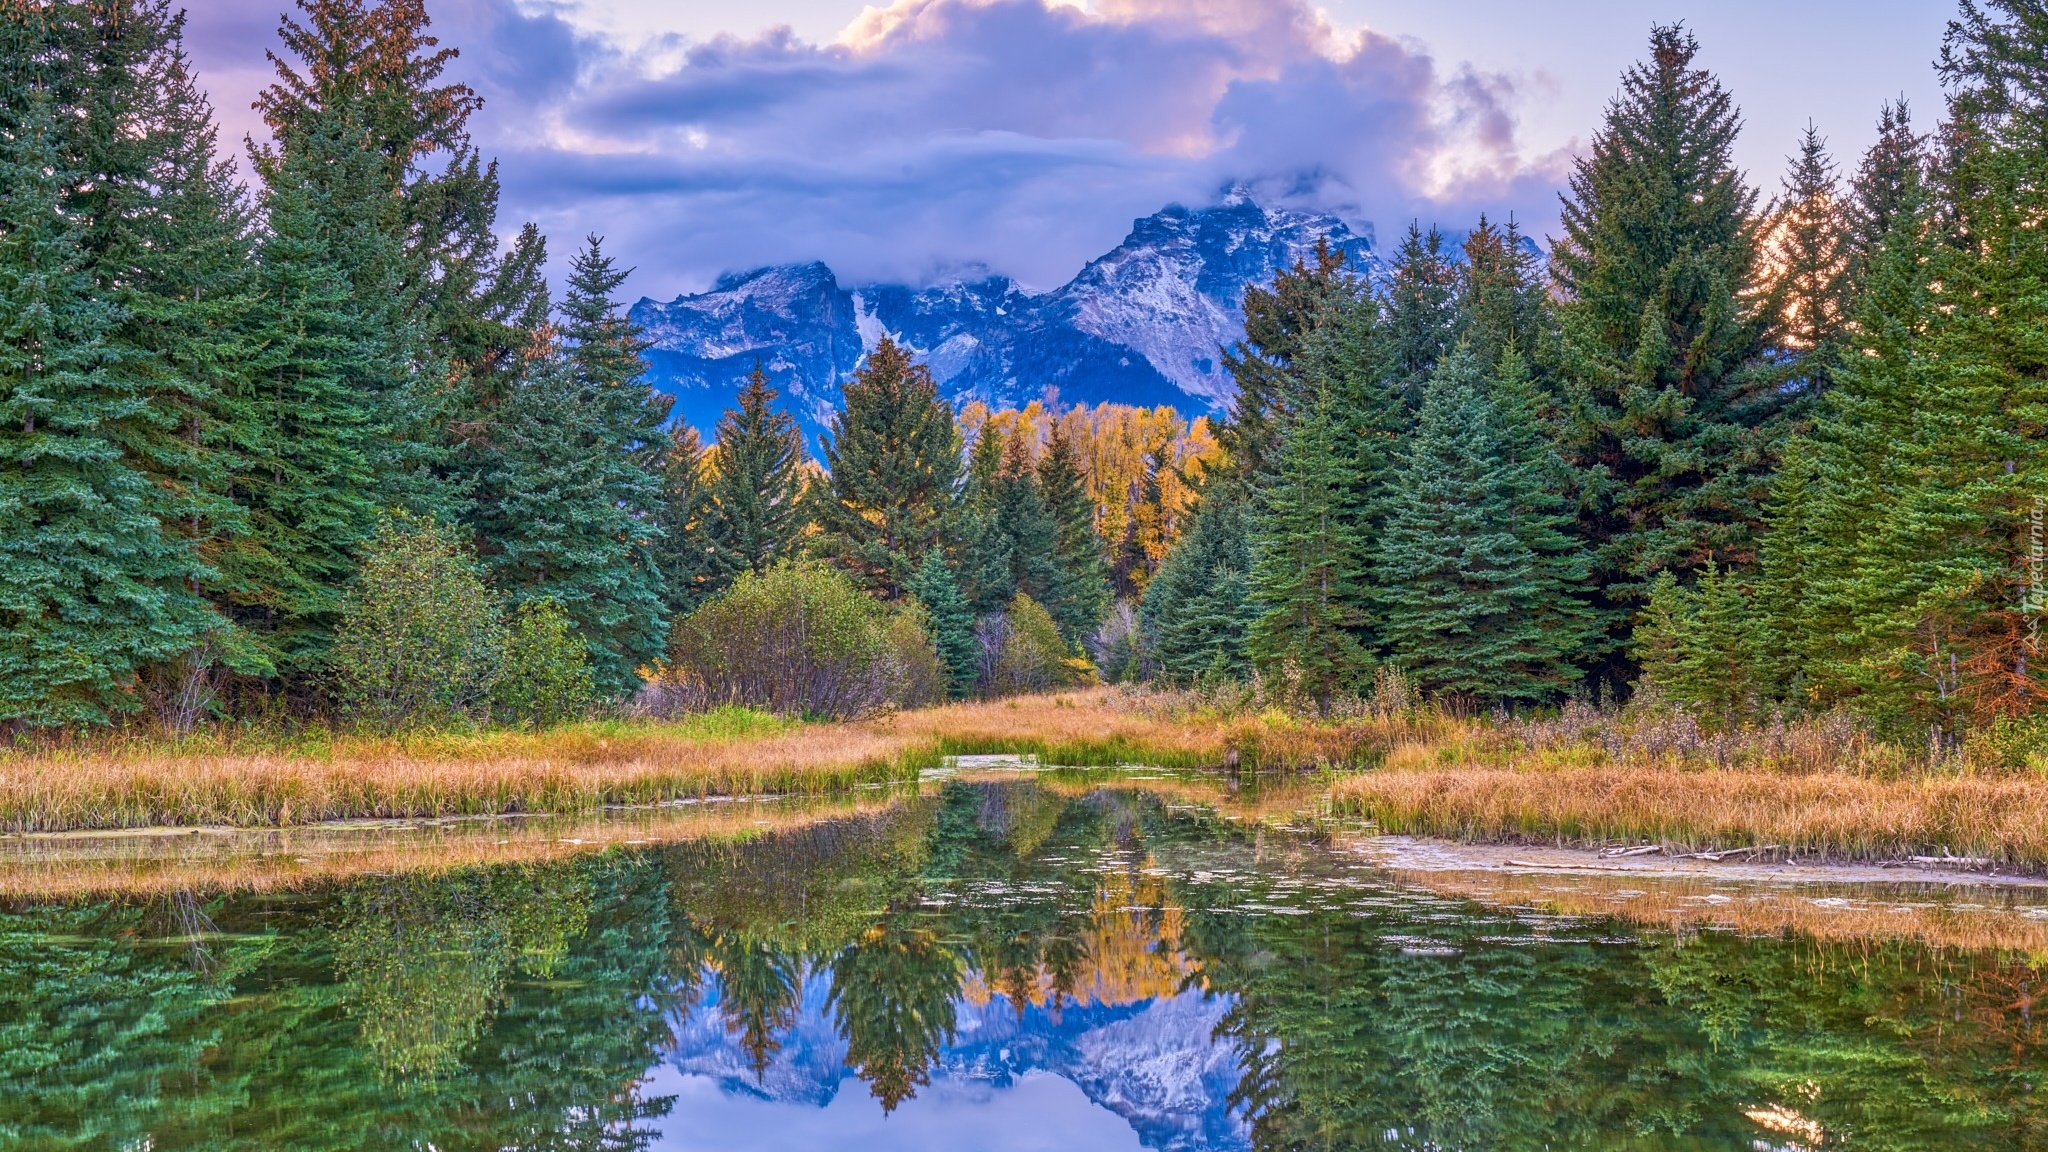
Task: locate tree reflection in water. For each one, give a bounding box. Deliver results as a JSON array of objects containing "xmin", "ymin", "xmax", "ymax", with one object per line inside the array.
[{"xmin": 1, "ymin": 779, "xmax": 2046, "ymax": 1149}]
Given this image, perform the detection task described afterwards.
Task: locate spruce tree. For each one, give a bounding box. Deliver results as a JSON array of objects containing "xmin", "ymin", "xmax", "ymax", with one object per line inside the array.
[
  {"xmin": 1245, "ymin": 375, "xmax": 1369, "ymax": 712},
  {"xmin": 1142, "ymin": 486, "xmax": 1253, "ymax": 683},
  {"xmin": 1771, "ymin": 124, "xmax": 1850, "ymax": 384},
  {"xmin": 1375, "ymin": 349, "xmax": 1597, "ymax": 705},
  {"xmin": 1455, "ymin": 214, "xmax": 1546, "ymax": 372},
  {"xmin": 812, "ymin": 337, "xmax": 961, "ymax": 599},
  {"xmin": 907, "ymin": 550, "xmax": 977, "ymax": 698},
  {"xmin": 229, "ymin": 127, "xmax": 384, "ymax": 676},
  {"xmin": 1383, "ymin": 222, "xmax": 1459, "ymax": 408},
  {"xmin": 1843, "ymin": 100, "xmax": 1926, "ymax": 303},
  {"xmin": 475, "ymin": 334, "xmax": 665, "ymax": 700},
  {"xmin": 1218, "ymin": 239, "xmax": 1351, "ymax": 483},
  {"xmin": 703, "ymin": 365, "xmax": 805, "ymax": 585},
  {"xmin": 0, "ymin": 96, "xmax": 213, "ymax": 726},
  {"xmin": 954, "ymin": 420, "xmax": 1013, "ymax": 614},
  {"xmin": 653, "ymin": 423, "xmax": 716, "ymax": 618},
  {"xmin": 1036, "ymin": 423, "xmax": 1111, "ymax": 644},
  {"xmin": 1549, "ymin": 24, "xmax": 1788, "ymax": 682},
  {"xmin": 993, "ymin": 431, "xmax": 1060, "ymax": 620}
]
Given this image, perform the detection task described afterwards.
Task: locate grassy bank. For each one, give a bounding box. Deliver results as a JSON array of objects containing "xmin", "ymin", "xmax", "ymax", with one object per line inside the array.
[
  {"xmin": 0, "ymin": 689, "xmax": 1374, "ymax": 832},
  {"xmin": 1333, "ymin": 766, "xmax": 2048, "ymax": 868}
]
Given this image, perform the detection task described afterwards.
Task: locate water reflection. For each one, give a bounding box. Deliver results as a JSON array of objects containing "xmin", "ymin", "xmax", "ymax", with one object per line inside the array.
[{"xmin": 2, "ymin": 779, "xmax": 2046, "ymax": 1149}]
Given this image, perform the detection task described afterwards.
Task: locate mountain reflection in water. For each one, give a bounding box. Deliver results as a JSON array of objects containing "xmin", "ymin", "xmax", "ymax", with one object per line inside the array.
[{"xmin": 3, "ymin": 778, "xmax": 2047, "ymax": 1150}]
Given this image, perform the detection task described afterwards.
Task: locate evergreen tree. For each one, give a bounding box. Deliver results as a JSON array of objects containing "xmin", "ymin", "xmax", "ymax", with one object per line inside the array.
[
  {"xmin": 1843, "ymin": 100, "xmax": 1926, "ymax": 301},
  {"xmin": 993, "ymin": 431, "xmax": 1060, "ymax": 619},
  {"xmin": 1771, "ymin": 124, "xmax": 1850, "ymax": 384},
  {"xmin": 653, "ymin": 423, "xmax": 716, "ymax": 618},
  {"xmin": 954, "ymin": 420, "xmax": 1013, "ymax": 614},
  {"xmin": 1384, "ymin": 222, "xmax": 1459, "ymax": 407},
  {"xmin": 907, "ymin": 550, "xmax": 977, "ymax": 698},
  {"xmin": 0, "ymin": 95, "xmax": 213, "ymax": 726},
  {"xmin": 704, "ymin": 366, "xmax": 805, "ymax": 586},
  {"xmin": 1375, "ymin": 350, "xmax": 1597, "ymax": 705},
  {"xmin": 1455, "ymin": 214, "xmax": 1546, "ymax": 372},
  {"xmin": 1245, "ymin": 374, "xmax": 1370, "ymax": 712},
  {"xmin": 812, "ymin": 337, "xmax": 961, "ymax": 599},
  {"xmin": 476, "ymin": 327, "xmax": 667, "ymax": 701},
  {"xmin": 1036, "ymin": 423, "xmax": 1111, "ymax": 644},
  {"xmin": 1218, "ymin": 239, "xmax": 1352, "ymax": 483},
  {"xmin": 228, "ymin": 124, "xmax": 385, "ymax": 676},
  {"xmin": 1141, "ymin": 486, "xmax": 1253, "ymax": 683},
  {"xmin": 1549, "ymin": 24, "xmax": 1788, "ymax": 682}
]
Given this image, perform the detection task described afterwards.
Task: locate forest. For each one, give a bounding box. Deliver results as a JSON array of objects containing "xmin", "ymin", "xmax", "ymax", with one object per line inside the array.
[{"xmin": 1, "ymin": 0, "xmax": 2044, "ymax": 774}]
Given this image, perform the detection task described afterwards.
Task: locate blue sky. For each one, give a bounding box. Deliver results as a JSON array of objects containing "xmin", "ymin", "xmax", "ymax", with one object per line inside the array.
[{"xmin": 183, "ymin": 1, "xmax": 1954, "ymax": 300}]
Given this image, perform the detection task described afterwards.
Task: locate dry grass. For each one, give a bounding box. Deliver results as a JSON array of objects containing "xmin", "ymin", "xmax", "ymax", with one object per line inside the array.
[
  {"xmin": 0, "ymin": 710, "xmax": 917, "ymax": 832},
  {"xmin": 1334, "ymin": 765, "xmax": 2048, "ymax": 868},
  {"xmin": 0, "ymin": 688, "xmax": 1384, "ymax": 833},
  {"xmin": 1387, "ymin": 863, "xmax": 2048, "ymax": 955},
  {"xmin": 0, "ymin": 794, "xmax": 900, "ymax": 901}
]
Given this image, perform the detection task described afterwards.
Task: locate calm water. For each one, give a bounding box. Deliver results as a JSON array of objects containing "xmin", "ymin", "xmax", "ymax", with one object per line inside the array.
[{"xmin": 4, "ymin": 778, "xmax": 2047, "ymax": 1150}]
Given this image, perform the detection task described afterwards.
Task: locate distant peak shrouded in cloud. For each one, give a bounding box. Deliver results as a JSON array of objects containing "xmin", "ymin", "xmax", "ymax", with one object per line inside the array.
[{"xmin": 181, "ymin": 0, "xmax": 1568, "ymax": 300}]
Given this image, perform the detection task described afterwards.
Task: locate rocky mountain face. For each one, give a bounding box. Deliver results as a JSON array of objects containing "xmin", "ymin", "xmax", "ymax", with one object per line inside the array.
[{"xmin": 631, "ymin": 191, "xmax": 1381, "ymax": 443}]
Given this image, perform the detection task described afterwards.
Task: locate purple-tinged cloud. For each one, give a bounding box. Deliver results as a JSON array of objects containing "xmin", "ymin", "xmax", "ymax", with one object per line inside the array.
[{"xmin": 182, "ymin": 0, "xmax": 1569, "ymax": 299}]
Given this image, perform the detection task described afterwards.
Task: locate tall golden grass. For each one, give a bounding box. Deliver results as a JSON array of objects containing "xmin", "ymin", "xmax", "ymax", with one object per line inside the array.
[
  {"xmin": 0, "ymin": 689, "xmax": 1374, "ymax": 833},
  {"xmin": 1335, "ymin": 765, "xmax": 2048, "ymax": 867}
]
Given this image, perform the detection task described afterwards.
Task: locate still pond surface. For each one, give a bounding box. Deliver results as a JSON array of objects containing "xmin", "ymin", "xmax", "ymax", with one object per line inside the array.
[{"xmin": 4, "ymin": 776, "xmax": 2047, "ymax": 1150}]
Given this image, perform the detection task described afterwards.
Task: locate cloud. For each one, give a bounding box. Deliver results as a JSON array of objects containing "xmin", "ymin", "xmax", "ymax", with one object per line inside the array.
[{"xmin": 184, "ymin": 0, "xmax": 1569, "ymax": 299}]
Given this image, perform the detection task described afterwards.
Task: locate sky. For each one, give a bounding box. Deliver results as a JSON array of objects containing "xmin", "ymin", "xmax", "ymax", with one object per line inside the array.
[{"xmin": 180, "ymin": 0, "xmax": 1955, "ymax": 301}]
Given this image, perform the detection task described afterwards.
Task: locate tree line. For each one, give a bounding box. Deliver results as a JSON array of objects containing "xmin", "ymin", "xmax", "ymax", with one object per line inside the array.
[
  {"xmin": 3, "ymin": 1, "xmax": 2044, "ymax": 750},
  {"xmin": 1143, "ymin": 8, "xmax": 2048, "ymax": 756}
]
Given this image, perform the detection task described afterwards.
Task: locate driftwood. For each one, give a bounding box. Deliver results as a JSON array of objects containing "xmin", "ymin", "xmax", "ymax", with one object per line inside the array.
[{"xmin": 1598, "ymin": 844, "xmax": 1665, "ymax": 858}]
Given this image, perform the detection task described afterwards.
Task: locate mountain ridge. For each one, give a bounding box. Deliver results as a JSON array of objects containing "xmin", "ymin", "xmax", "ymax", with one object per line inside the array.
[{"xmin": 631, "ymin": 191, "xmax": 1383, "ymax": 443}]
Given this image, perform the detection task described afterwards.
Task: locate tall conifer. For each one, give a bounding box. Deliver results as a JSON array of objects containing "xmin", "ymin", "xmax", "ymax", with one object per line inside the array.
[
  {"xmin": 704, "ymin": 366, "xmax": 805, "ymax": 585},
  {"xmin": 1771, "ymin": 125, "xmax": 1850, "ymax": 384},
  {"xmin": 1037, "ymin": 423, "xmax": 1110, "ymax": 644},
  {"xmin": 1376, "ymin": 350, "xmax": 1596, "ymax": 704},
  {"xmin": 1142, "ymin": 487, "xmax": 1253, "ymax": 683},
  {"xmin": 812, "ymin": 338, "xmax": 961, "ymax": 599},
  {"xmin": 652, "ymin": 423, "xmax": 715, "ymax": 618},
  {"xmin": 0, "ymin": 95, "xmax": 213, "ymax": 725},
  {"xmin": 1383, "ymin": 222, "xmax": 1459, "ymax": 408},
  {"xmin": 1550, "ymin": 24, "xmax": 1787, "ymax": 682},
  {"xmin": 907, "ymin": 551, "xmax": 977, "ymax": 698}
]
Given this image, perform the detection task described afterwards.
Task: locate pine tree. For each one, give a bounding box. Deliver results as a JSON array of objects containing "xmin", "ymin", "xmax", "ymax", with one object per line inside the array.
[
  {"xmin": 653, "ymin": 423, "xmax": 715, "ymax": 618},
  {"xmin": 1770, "ymin": 124, "xmax": 1850, "ymax": 384},
  {"xmin": 475, "ymin": 334, "xmax": 665, "ymax": 700},
  {"xmin": 228, "ymin": 127, "xmax": 385, "ymax": 676},
  {"xmin": 954, "ymin": 419, "xmax": 1013, "ymax": 614},
  {"xmin": 1218, "ymin": 239, "xmax": 1352, "ymax": 483},
  {"xmin": 1843, "ymin": 100, "xmax": 1926, "ymax": 302},
  {"xmin": 1549, "ymin": 24, "xmax": 1788, "ymax": 683},
  {"xmin": 703, "ymin": 365, "xmax": 805, "ymax": 586},
  {"xmin": 993, "ymin": 431, "xmax": 1060, "ymax": 619},
  {"xmin": 1455, "ymin": 214, "xmax": 1546, "ymax": 372},
  {"xmin": 907, "ymin": 550, "xmax": 976, "ymax": 698},
  {"xmin": 1245, "ymin": 375, "xmax": 1369, "ymax": 712},
  {"xmin": 0, "ymin": 95, "xmax": 213, "ymax": 726},
  {"xmin": 1375, "ymin": 349, "xmax": 1597, "ymax": 705},
  {"xmin": 1383, "ymin": 222, "xmax": 1459, "ymax": 408},
  {"xmin": 1036, "ymin": 422, "xmax": 1111, "ymax": 643},
  {"xmin": 1142, "ymin": 486, "xmax": 1253, "ymax": 683},
  {"xmin": 812, "ymin": 337, "xmax": 961, "ymax": 599}
]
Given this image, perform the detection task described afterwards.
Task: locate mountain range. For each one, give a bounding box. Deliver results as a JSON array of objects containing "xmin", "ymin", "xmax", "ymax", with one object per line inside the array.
[{"xmin": 629, "ymin": 190, "xmax": 1383, "ymax": 444}]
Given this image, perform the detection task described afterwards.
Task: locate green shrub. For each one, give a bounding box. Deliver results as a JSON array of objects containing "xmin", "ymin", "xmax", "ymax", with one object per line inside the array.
[
  {"xmin": 980, "ymin": 593, "xmax": 1091, "ymax": 697},
  {"xmin": 668, "ymin": 561, "xmax": 896, "ymax": 719},
  {"xmin": 333, "ymin": 515, "xmax": 504, "ymax": 730},
  {"xmin": 886, "ymin": 601, "xmax": 949, "ymax": 709},
  {"xmin": 493, "ymin": 599, "xmax": 597, "ymax": 728}
]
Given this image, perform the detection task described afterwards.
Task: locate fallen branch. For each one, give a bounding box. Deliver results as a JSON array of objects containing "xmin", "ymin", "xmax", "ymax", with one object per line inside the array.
[
  {"xmin": 1676, "ymin": 845, "xmax": 1783, "ymax": 862},
  {"xmin": 1906, "ymin": 855, "xmax": 1995, "ymax": 868},
  {"xmin": 1599, "ymin": 844, "xmax": 1665, "ymax": 858}
]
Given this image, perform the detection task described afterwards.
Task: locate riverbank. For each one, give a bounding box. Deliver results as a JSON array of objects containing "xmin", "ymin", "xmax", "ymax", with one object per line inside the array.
[{"xmin": 0, "ymin": 689, "xmax": 1375, "ymax": 832}]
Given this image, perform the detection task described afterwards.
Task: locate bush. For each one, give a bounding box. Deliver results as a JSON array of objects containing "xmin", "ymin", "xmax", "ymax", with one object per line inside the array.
[
  {"xmin": 333, "ymin": 515, "xmax": 504, "ymax": 730},
  {"xmin": 980, "ymin": 593, "xmax": 1093, "ymax": 697},
  {"xmin": 667, "ymin": 561, "xmax": 896, "ymax": 719},
  {"xmin": 493, "ymin": 599, "xmax": 597, "ymax": 728},
  {"xmin": 885, "ymin": 602, "xmax": 949, "ymax": 709}
]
